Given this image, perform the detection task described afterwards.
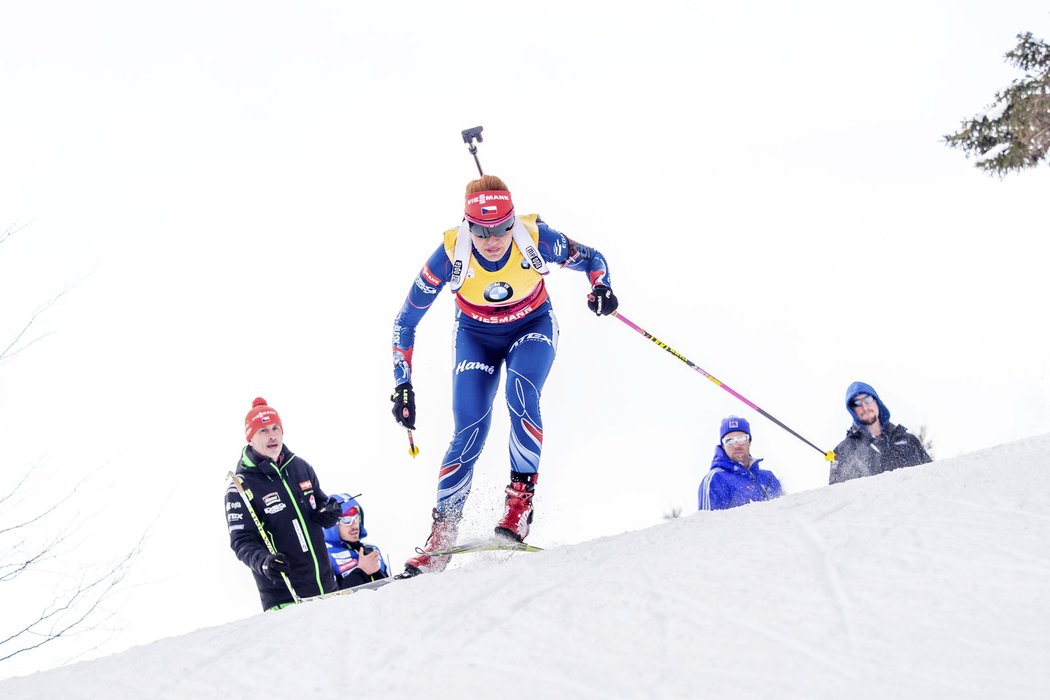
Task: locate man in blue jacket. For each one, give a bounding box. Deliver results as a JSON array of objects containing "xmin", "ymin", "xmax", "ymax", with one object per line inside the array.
[
  {"xmin": 829, "ymin": 381, "xmax": 932, "ymax": 484},
  {"xmin": 323, "ymin": 494, "xmax": 390, "ymax": 590},
  {"xmin": 699, "ymin": 416, "xmax": 783, "ymax": 510}
]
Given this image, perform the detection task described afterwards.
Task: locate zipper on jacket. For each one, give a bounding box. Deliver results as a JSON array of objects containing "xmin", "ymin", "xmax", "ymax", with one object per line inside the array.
[{"xmin": 272, "ymin": 458, "xmax": 326, "ymax": 596}]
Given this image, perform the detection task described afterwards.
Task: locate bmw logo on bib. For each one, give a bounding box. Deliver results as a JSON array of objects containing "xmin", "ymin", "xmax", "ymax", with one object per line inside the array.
[{"xmin": 484, "ymin": 281, "xmax": 513, "ymax": 303}]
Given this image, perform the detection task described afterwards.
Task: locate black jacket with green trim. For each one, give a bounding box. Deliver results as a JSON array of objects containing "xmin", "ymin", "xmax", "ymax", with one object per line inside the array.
[{"xmin": 226, "ymin": 444, "xmax": 337, "ymax": 610}]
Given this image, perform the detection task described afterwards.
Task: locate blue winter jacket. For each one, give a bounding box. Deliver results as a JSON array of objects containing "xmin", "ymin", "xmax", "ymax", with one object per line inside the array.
[
  {"xmin": 322, "ymin": 494, "xmax": 389, "ymax": 589},
  {"xmin": 698, "ymin": 446, "xmax": 783, "ymax": 510}
]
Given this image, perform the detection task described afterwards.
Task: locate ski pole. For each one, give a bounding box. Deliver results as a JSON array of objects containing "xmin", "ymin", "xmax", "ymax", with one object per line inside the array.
[
  {"xmin": 227, "ymin": 471, "xmax": 302, "ymax": 604},
  {"xmin": 406, "ymin": 429, "xmax": 420, "ymax": 458},
  {"xmin": 461, "ymin": 126, "xmax": 485, "ymax": 176},
  {"xmin": 612, "ymin": 312, "xmax": 835, "ymax": 461}
]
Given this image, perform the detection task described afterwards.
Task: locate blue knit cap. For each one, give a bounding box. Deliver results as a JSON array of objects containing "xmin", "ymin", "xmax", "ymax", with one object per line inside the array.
[{"xmin": 719, "ymin": 415, "xmax": 751, "ymax": 440}]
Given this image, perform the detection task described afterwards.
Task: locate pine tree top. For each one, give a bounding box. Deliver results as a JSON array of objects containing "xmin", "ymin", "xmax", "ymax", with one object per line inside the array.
[{"xmin": 945, "ymin": 32, "xmax": 1050, "ymax": 177}]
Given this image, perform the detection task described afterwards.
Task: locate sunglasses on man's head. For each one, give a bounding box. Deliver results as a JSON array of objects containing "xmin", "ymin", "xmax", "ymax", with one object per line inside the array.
[
  {"xmin": 852, "ymin": 395, "xmax": 876, "ymax": 408},
  {"xmin": 722, "ymin": 435, "xmax": 750, "ymax": 447},
  {"xmin": 468, "ymin": 218, "xmax": 514, "ymax": 239},
  {"xmin": 338, "ymin": 514, "xmax": 359, "ymax": 526}
]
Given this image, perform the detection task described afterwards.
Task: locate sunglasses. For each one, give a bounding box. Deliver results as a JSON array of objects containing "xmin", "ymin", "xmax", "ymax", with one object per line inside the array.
[
  {"xmin": 852, "ymin": 395, "xmax": 876, "ymax": 408},
  {"xmin": 468, "ymin": 218, "xmax": 514, "ymax": 239},
  {"xmin": 338, "ymin": 506, "xmax": 360, "ymax": 526},
  {"xmin": 722, "ymin": 435, "xmax": 750, "ymax": 447}
]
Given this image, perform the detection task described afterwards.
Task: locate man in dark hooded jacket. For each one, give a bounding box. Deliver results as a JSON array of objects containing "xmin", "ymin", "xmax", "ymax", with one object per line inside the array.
[
  {"xmin": 830, "ymin": 382, "xmax": 932, "ymax": 484},
  {"xmin": 226, "ymin": 397, "xmax": 343, "ymax": 610}
]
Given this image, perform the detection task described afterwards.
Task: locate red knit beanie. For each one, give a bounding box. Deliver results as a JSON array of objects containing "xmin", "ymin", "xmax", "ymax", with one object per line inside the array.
[{"xmin": 244, "ymin": 397, "xmax": 283, "ymax": 442}]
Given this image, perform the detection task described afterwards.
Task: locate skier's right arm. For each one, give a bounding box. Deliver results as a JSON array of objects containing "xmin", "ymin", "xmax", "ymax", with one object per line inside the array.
[
  {"xmin": 698, "ymin": 470, "xmax": 726, "ymax": 511},
  {"xmin": 391, "ymin": 245, "xmax": 451, "ymax": 429},
  {"xmin": 392, "ymin": 244, "xmax": 452, "ymax": 386}
]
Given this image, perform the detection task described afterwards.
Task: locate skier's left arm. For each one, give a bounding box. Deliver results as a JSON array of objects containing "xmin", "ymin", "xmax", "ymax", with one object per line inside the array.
[
  {"xmin": 537, "ymin": 219, "xmax": 618, "ymax": 316},
  {"xmin": 764, "ymin": 470, "xmax": 785, "ymax": 500}
]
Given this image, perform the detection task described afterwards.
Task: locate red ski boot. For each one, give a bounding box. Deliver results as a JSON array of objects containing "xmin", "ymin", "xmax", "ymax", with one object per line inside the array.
[
  {"xmin": 399, "ymin": 508, "xmax": 461, "ymax": 578},
  {"xmin": 494, "ymin": 475, "xmax": 536, "ymax": 542}
]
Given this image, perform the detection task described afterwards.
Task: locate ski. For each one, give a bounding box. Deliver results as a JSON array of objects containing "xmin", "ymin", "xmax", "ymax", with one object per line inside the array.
[
  {"xmin": 347, "ymin": 577, "xmax": 397, "ymax": 592},
  {"xmin": 425, "ymin": 538, "xmax": 543, "ymax": 557},
  {"xmin": 296, "ymin": 577, "xmax": 396, "ymax": 603},
  {"xmin": 297, "ymin": 540, "xmax": 542, "ymax": 599}
]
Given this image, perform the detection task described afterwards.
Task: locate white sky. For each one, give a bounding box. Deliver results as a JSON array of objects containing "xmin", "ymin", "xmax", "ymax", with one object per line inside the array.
[
  {"xmin": 1, "ymin": 0, "xmax": 1049, "ymax": 679},
  {"xmin": 2, "ymin": 434, "xmax": 1048, "ymax": 697}
]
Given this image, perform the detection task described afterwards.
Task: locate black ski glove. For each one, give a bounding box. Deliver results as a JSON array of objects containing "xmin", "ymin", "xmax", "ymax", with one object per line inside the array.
[
  {"xmin": 312, "ymin": 496, "xmax": 343, "ymax": 528},
  {"xmin": 587, "ymin": 284, "xmax": 619, "ymax": 316},
  {"xmin": 391, "ymin": 382, "xmax": 416, "ymax": 429},
  {"xmin": 262, "ymin": 552, "xmax": 290, "ymax": 582}
]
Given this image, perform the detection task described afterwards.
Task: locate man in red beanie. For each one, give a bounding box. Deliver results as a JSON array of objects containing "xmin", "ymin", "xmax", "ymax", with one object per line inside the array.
[{"xmin": 226, "ymin": 397, "xmax": 343, "ymax": 610}]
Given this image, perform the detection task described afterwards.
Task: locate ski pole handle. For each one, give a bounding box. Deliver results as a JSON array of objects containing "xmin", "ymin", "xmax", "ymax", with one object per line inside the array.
[{"xmin": 461, "ymin": 126, "xmax": 485, "ymax": 175}]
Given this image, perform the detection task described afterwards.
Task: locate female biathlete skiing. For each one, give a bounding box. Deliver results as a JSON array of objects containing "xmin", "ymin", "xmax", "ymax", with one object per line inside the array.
[{"xmin": 390, "ymin": 174, "xmax": 618, "ymax": 577}]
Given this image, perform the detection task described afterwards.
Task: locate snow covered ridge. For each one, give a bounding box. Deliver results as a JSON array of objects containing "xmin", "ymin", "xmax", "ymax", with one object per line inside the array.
[{"xmin": 3, "ymin": 435, "xmax": 1049, "ymax": 700}]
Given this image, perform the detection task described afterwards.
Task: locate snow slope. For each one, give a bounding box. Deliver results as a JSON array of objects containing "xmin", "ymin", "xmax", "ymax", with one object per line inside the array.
[{"xmin": 2, "ymin": 435, "xmax": 1049, "ymax": 699}]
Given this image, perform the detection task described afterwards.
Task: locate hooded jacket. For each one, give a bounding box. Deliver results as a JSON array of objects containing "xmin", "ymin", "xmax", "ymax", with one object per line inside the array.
[
  {"xmin": 829, "ymin": 381, "xmax": 932, "ymax": 485},
  {"xmin": 322, "ymin": 494, "xmax": 390, "ymax": 590},
  {"xmin": 698, "ymin": 445, "xmax": 783, "ymax": 510},
  {"xmin": 226, "ymin": 444, "xmax": 337, "ymax": 610}
]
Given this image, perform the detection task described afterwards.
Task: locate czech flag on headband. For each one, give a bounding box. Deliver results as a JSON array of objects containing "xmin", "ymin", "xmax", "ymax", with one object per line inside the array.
[{"xmin": 464, "ymin": 190, "xmax": 515, "ymax": 226}]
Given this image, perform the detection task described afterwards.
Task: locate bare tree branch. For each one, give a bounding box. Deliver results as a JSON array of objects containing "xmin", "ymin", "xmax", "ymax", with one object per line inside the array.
[
  {"xmin": 0, "ymin": 539, "xmax": 141, "ymax": 662},
  {"xmin": 0, "ymin": 469, "xmax": 34, "ymax": 509},
  {"xmin": 0, "ymin": 485, "xmax": 80, "ymax": 537},
  {"xmin": 0, "ymin": 529, "xmax": 72, "ymax": 583},
  {"xmin": 0, "ymin": 286, "xmax": 74, "ymax": 364},
  {"xmin": 0, "ymin": 222, "xmax": 33, "ymax": 247},
  {"xmin": 1, "ymin": 235, "xmax": 142, "ymax": 668}
]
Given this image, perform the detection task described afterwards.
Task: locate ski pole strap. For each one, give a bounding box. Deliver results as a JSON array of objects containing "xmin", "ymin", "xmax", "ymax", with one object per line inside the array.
[{"xmin": 612, "ymin": 313, "xmax": 834, "ymax": 461}]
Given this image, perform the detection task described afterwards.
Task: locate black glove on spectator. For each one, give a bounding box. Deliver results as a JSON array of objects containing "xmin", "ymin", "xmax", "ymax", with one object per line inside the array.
[
  {"xmin": 587, "ymin": 285, "xmax": 619, "ymax": 316},
  {"xmin": 262, "ymin": 552, "xmax": 290, "ymax": 582},
  {"xmin": 391, "ymin": 382, "xmax": 416, "ymax": 429},
  {"xmin": 312, "ymin": 496, "xmax": 343, "ymax": 528}
]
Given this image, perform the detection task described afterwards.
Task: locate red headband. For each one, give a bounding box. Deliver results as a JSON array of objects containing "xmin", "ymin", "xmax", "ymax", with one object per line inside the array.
[{"xmin": 464, "ymin": 190, "xmax": 515, "ymax": 226}]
